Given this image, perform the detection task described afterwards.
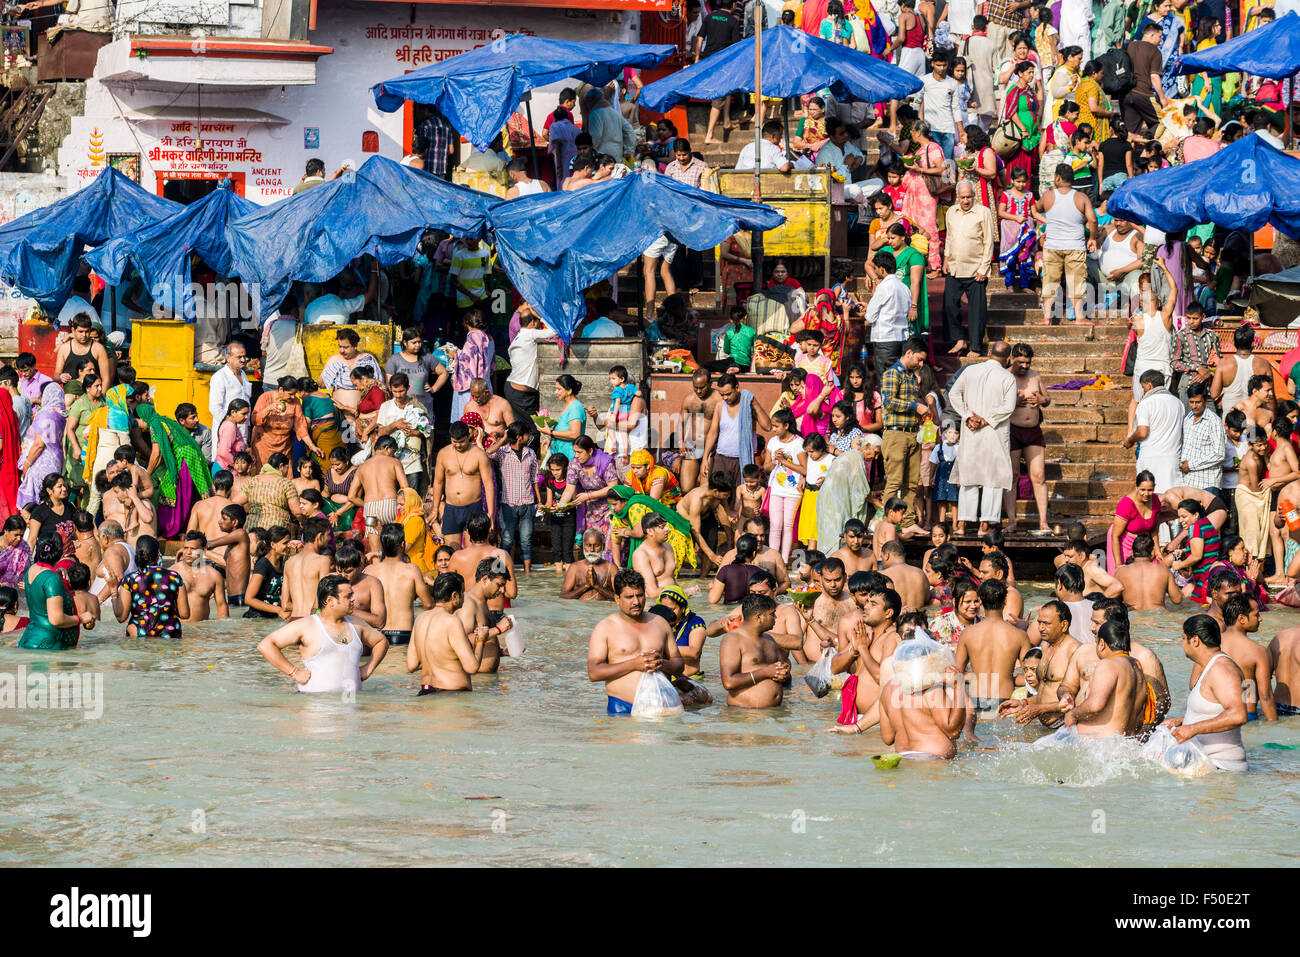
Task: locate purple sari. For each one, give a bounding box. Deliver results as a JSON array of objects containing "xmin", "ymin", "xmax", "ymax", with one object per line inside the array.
[
  {"xmin": 17, "ymin": 384, "xmax": 66, "ymax": 509},
  {"xmin": 0, "ymin": 540, "xmax": 30, "ymax": 587},
  {"xmin": 568, "ymin": 448, "xmax": 619, "ymax": 560}
]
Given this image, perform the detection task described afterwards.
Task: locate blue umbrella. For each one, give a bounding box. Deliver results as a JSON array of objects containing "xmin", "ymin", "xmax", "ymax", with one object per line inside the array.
[
  {"xmin": 1178, "ymin": 11, "xmax": 1300, "ymax": 78},
  {"xmin": 488, "ymin": 170, "xmax": 785, "ymax": 344},
  {"xmin": 1108, "ymin": 134, "xmax": 1300, "ymax": 236},
  {"xmin": 85, "ymin": 183, "xmax": 259, "ymax": 321},
  {"xmin": 227, "ymin": 155, "xmax": 496, "ymax": 316},
  {"xmin": 0, "ymin": 167, "xmax": 180, "ymax": 311},
  {"xmin": 639, "ymin": 25, "xmax": 922, "ymax": 112},
  {"xmin": 371, "ymin": 34, "xmax": 675, "ymax": 149}
]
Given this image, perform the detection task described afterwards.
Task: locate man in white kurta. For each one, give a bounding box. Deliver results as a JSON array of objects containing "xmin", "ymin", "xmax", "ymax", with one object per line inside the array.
[
  {"xmin": 1058, "ymin": 0, "xmax": 1093, "ymax": 56},
  {"xmin": 948, "ymin": 342, "xmax": 1019, "ymax": 534}
]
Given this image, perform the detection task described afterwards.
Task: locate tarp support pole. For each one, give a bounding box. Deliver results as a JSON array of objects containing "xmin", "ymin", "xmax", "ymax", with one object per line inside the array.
[
  {"xmin": 752, "ymin": 25, "xmax": 763, "ymax": 294},
  {"xmin": 525, "ymin": 98, "xmax": 539, "ymax": 179}
]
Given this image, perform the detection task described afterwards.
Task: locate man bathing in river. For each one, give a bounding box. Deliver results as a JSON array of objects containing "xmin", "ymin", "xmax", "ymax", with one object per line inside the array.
[
  {"xmin": 369, "ymin": 522, "xmax": 435, "ymax": 647},
  {"xmin": 283, "ymin": 517, "xmax": 334, "ymax": 619},
  {"xmin": 174, "ymin": 531, "xmax": 228, "ymax": 622},
  {"xmin": 560, "ymin": 530, "xmax": 617, "ymax": 601},
  {"xmin": 257, "ymin": 576, "xmax": 389, "ymax": 694},
  {"xmin": 408, "ymin": 572, "xmax": 488, "ymax": 693},
  {"xmin": 458, "ymin": 558, "xmax": 516, "ymax": 673},
  {"xmin": 1061, "ymin": 619, "xmax": 1151, "ymax": 737},
  {"xmin": 955, "ymin": 579, "xmax": 1031, "ymax": 738},
  {"xmin": 719, "ymin": 593, "xmax": 790, "ymax": 708},
  {"xmin": 587, "ymin": 569, "xmax": 685, "ymax": 715}
]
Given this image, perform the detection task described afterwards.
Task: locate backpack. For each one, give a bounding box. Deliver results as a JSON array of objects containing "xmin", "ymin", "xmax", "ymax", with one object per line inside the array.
[{"xmin": 1098, "ymin": 47, "xmax": 1135, "ymax": 97}]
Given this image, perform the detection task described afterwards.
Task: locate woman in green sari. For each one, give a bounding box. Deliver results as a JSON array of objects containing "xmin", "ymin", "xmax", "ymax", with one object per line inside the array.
[
  {"xmin": 299, "ymin": 376, "xmax": 343, "ymax": 471},
  {"xmin": 62, "ymin": 376, "xmax": 104, "ymax": 506},
  {"xmin": 131, "ymin": 389, "xmax": 212, "ymax": 537},
  {"xmin": 606, "ymin": 485, "xmax": 697, "ymax": 574}
]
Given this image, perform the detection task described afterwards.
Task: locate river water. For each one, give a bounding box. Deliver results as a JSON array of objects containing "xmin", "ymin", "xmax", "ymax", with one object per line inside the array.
[{"xmin": 1, "ymin": 580, "xmax": 1297, "ymax": 867}]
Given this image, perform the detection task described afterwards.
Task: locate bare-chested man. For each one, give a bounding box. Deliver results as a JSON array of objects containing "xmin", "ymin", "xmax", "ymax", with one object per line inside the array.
[
  {"xmin": 1210, "ymin": 593, "xmax": 1276, "ymax": 721},
  {"xmin": 632, "ymin": 513, "xmax": 677, "ymax": 600},
  {"xmin": 258, "ymin": 575, "xmax": 388, "ymax": 694},
  {"xmin": 102, "ymin": 470, "xmax": 156, "ymax": 546},
  {"xmin": 719, "ymin": 593, "xmax": 790, "ymax": 707},
  {"xmin": 1091, "ymin": 598, "xmax": 1169, "ymax": 725},
  {"xmin": 202, "ymin": 504, "xmax": 251, "ymax": 606},
  {"xmin": 333, "ymin": 543, "xmax": 386, "ymax": 629},
  {"xmin": 586, "ymin": 569, "xmax": 685, "ymax": 714},
  {"xmin": 1113, "ymin": 532, "xmax": 1182, "ymax": 610},
  {"xmin": 408, "ymin": 572, "xmax": 485, "ymax": 693},
  {"xmin": 464, "ymin": 377, "xmax": 515, "ymax": 449},
  {"xmin": 827, "ymin": 576, "xmax": 901, "ymax": 734},
  {"xmin": 1268, "ymin": 624, "xmax": 1300, "ymax": 717},
  {"xmin": 560, "ymin": 530, "xmax": 617, "ymax": 600},
  {"xmin": 72, "ymin": 510, "xmax": 100, "ymax": 573},
  {"xmin": 880, "ymin": 665, "xmax": 967, "ymax": 760},
  {"xmin": 347, "ymin": 435, "xmax": 410, "ymax": 554},
  {"xmin": 446, "ymin": 511, "xmax": 517, "ymax": 613},
  {"xmin": 1203, "ymin": 567, "xmax": 1245, "ymax": 628},
  {"xmin": 978, "ymin": 551, "xmax": 1024, "ymax": 622},
  {"xmin": 188, "ymin": 470, "xmax": 234, "ymax": 542},
  {"xmin": 717, "ymin": 516, "xmax": 788, "ymax": 590},
  {"xmin": 90, "ymin": 521, "xmax": 134, "ymax": 602},
  {"xmin": 369, "ymin": 522, "xmax": 435, "ymax": 646},
  {"xmin": 282, "ymin": 517, "xmax": 334, "ymax": 619},
  {"xmin": 955, "ymin": 579, "xmax": 1031, "ymax": 737},
  {"xmin": 679, "ymin": 369, "xmax": 722, "ymax": 494},
  {"xmin": 173, "ymin": 531, "xmax": 229, "ymax": 622},
  {"xmin": 830, "ymin": 518, "xmax": 877, "ymax": 576},
  {"xmin": 794, "ymin": 556, "xmax": 854, "ymax": 662},
  {"xmin": 1061, "ymin": 539, "xmax": 1123, "ymax": 598},
  {"xmin": 1005, "ymin": 342, "xmax": 1051, "ymax": 533},
  {"xmin": 1061, "ymin": 619, "xmax": 1150, "ymax": 737},
  {"xmin": 457, "ymin": 558, "xmax": 517, "ymax": 673},
  {"xmin": 675, "ymin": 472, "xmax": 734, "ymax": 573},
  {"xmin": 880, "ymin": 540, "xmax": 929, "ymax": 612},
  {"xmin": 1000, "ymin": 599, "xmax": 1081, "ymax": 728},
  {"xmin": 430, "ymin": 421, "xmax": 496, "ymax": 543},
  {"xmin": 1233, "ymin": 373, "xmax": 1275, "ymax": 431}
]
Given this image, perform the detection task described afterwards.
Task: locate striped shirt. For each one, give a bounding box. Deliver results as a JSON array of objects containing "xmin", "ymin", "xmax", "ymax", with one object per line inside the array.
[
  {"xmin": 1188, "ymin": 517, "xmax": 1220, "ymax": 580},
  {"xmin": 881, "ymin": 361, "xmax": 922, "ymax": 431},
  {"xmin": 492, "ymin": 444, "xmax": 539, "ymax": 506},
  {"xmin": 1171, "ymin": 326, "xmax": 1221, "ymax": 374},
  {"xmin": 1180, "ymin": 409, "xmax": 1224, "ymax": 489}
]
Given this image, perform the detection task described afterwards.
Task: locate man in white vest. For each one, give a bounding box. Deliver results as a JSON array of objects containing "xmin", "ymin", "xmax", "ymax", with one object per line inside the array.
[{"xmin": 948, "ymin": 341, "xmax": 1019, "ymax": 536}]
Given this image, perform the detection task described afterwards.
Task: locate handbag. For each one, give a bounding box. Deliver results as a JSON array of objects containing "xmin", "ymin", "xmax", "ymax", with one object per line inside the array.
[
  {"xmin": 1121, "ymin": 326, "xmax": 1138, "ymax": 376},
  {"xmin": 991, "ymin": 119, "xmax": 1024, "ymax": 158},
  {"xmin": 285, "ymin": 321, "xmax": 309, "ymax": 379}
]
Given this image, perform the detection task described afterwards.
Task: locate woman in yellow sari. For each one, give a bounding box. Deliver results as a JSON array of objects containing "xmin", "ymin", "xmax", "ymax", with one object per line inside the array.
[
  {"xmin": 607, "ymin": 485, "xmax": 696, "ymax": 574},
  {"xmin": 397, "ymin": 486, "xmax": 435, "ymax": 575},
  {"xmin": 624, "ymin": 449, "xmax": 682, "ymax": 507}
]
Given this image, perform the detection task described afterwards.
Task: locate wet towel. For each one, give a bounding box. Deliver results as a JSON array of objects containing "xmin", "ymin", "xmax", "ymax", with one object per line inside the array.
[
  {"xmin": 1234, "ymin": 484, "xmax": 1272, "ymax": 560},
  {"xmin": 837, "ymin": 673, "xmax": 860, "ymax": 726}
]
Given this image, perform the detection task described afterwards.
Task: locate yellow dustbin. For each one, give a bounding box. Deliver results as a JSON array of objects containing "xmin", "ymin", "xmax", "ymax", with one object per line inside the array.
[
  {"xmin": 452, "ymin": 166, "xmax": 508, "ymax": 197},
  {"xmin": 300, "ymin": 323, "xmax": 398, "ymax": 382},
  {"xmin": 131, "ymin": 319, "xmax": 215, "ymax": 426}
]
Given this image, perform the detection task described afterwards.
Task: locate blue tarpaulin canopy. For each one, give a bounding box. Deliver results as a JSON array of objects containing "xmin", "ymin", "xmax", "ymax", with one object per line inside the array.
[
  {"xmin": 1108, "ymin": 134, "xmax": 1300, "ymax": 236},
  {"xmin": 371, "ymin": 35, "xmax": 675, "ymax": 149},
  {"xmin": 0, "ymin": 167, "xmax": 180, "ymax": 311},
  {"xmin": 1178, "ymin": 11, "xmax": 1300, "ymax": 78},
  {"xmin": 85, "ymin": 183, "xmax": 259, "ymax": 321},
  {"xmin": 489, "ymin": 170, "xmax": 785, "ymax": 344},
  {"xmin": 227, "ymin": 155, "xmax": 495, "ymax": 314},
  {"xmin": 639, "ymin": 25, "xmax": 922, "ymax": 112}
]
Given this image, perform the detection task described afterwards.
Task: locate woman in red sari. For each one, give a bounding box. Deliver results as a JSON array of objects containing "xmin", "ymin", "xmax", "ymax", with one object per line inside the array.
[{"xmin": 0, "ymin": 389, "xmax": 19, "ymax": 521}]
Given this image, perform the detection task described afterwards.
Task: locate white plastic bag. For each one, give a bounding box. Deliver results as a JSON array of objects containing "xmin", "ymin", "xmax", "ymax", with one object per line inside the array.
[
  {"xmin": 1141, "ymin": 725, "xmax": 1216, "ymax": 777},
  {"xmin": 804, "ymin": 646, "xmax": 835, "ymax": 698},
  {"xmin": 502, "ymin": 615, "xmax": 525, "ymax": 657},
  {"xmin": 631, "ymin": 671, "xmax": 683, "ymax": 719},
  {"xmin": 892, "ymin": 630, "xmax": 956, "ymax": 694}
]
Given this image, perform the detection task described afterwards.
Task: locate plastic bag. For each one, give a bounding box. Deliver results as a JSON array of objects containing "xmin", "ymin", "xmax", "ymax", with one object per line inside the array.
[
  {"xmin": 804, "ymin": 646, "xmax": 835, "ymax": 698},
  {"xmin": 892, "ymin": 630, "xmax": 956, "ymax": 694},
  {"xmin": 502, "ymin": 615, "xmax": 525, "ymax": 658},
  {"xmin": 631, "ymin": 671, "xmax": 684, "ymax": 719},
  {"xmin": 1141, "ymin": 725, "xmax": 1216, "ymax": 777}
]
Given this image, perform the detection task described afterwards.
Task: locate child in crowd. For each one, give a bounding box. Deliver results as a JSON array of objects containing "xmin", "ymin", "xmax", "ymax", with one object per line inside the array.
[
  {"xmin": 540, "ymin": 452, "xmax": 576, "ymax": 574},
  {"xmin": 797, "ymin": 433, "xmax": 832, "ymax": 551},
  {"xmin": 998, "ymin": 166, "xmax": 1038, "ymax": 291},
  {"xmin": 766, "ymin": 409, "xmax": 806, "ymax": 563},
  {"xmin": 873, "ymin": 496, "xmax": 908, "ymax": 565},
  {"xmin": 68, "ymin": 561, "xmax": 101, "ymax": 626},
  {"xmin": 736, "ymin": 463, "xmax": 766, "ymax": 521},
  {"xmin": 930, "ymin": 423, "xmax": 959, "ymax": 525}
]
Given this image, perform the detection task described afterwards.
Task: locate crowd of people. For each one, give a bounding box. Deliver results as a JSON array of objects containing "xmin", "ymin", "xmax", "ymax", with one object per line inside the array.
[{"xmin": 4, "ymin": 0, "xmax": 1300, "ymax": 776}]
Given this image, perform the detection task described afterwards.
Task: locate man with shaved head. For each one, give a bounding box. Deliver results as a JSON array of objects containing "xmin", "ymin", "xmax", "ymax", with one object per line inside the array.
[
  {"xmin": 941, "ymin": 178, "xmax": 995, "ymax": 357},
  {"xmin": 463, "ymin": 376, "xmax": 514, "ymax": 448}
]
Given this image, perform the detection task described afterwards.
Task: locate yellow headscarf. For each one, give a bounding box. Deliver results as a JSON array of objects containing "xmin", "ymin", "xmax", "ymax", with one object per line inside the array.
[{"xmin": 630, "ymin": 449, "xmax": 655, "ymax": 468}]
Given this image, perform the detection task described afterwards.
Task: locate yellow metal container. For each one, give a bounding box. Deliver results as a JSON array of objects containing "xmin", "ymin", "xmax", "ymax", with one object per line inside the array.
[
  {"xmin": 300, "ymin": 323, "xmax": 398, "ymax": 381},
  {"xmin": 130, "ymin": 319, "xmax": 214, "ymax": 426},
  {"xmin": 452, "ymin": 166, "xmax": 508, "ymax": 198}
]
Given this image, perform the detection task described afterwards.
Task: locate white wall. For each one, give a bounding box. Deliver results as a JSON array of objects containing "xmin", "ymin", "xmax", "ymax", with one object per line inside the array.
[
  {"xmin": 58, "ymin": 1, "xmax": 641, "ymax": 204},
  {"xmin": 0, "ymin": 174, "xmax": 71, "ymax": 353}
]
